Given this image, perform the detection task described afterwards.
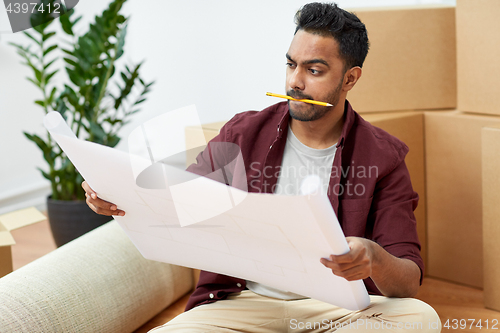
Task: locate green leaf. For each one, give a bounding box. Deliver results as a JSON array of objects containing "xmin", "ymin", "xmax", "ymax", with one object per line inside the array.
[
  {"xmin": 43, "ymin": 44, "xmax": 57, "ymax": 56},
  {"xmin": 44, "ymin": 58, "xmax": 57, "ymax": 70},
  {"xmin": 37, "ymin": 167, "xmax": 52, "ymax": 181},
  {"xmin": 33, "ymin": 67, "xmax": 42, "ymax": 83},
  {"xmin": 62, "ymin": 85, "xmax": 79, "ymax": 109},
  {"xmin": 89, "ymin": 121, "xmax": 106, "ymax": 142},
  {"xmin": 61, "ymin": 48, "xmax": 74, "ymax": 57},
  {"xmin": 35, "ymin": 100, "xmax": 45, "ymax": 107},
  {"xmin": 42, "ymin": 31, "xmax": 56, "ymax": 41},
  {"xmin": 59, "ymin": 9, "xmax": 75, "ymax": 35},
  {"xmin": 54, "ymin": 95, "xmax": 67, "ymax": 113},
  {"xmin": 106, "ymin": 135, "xmax": 120, "ymax": 147},
  {"xmin": 67, "ymin": 69, "xmax": 85, "ymax": 86},
  {"xmin": 24, "ymin": 132, "xmax": 50, "ymax": 155},
  {"xmin": 48, "ymin": 87, "xmax": 58, "ymax": 105},
  {"xmin": 63, "ymin": 57, "xmax": 78, "ymax": 68},
  {"xmin": 32, "ymin": 11, "xmax": 55, "ymax": 35},
  {"xmin": 115, "ymin": 24, "xmax": 127, "ymax": 59},
  {"xmin": 45, "ymin": 69, "xmax": 58, "ymax": 83},
  {"xmin": 27, "ymin": 77, "xmax": 39, "ymax": 87},
  {"xmin": 8, "ymin": 41, "xmax": 22, "ymax": 49},
  {"xmin": 73, "ymin": 16, "xmax": 83, "ymax": 27},
  {"xmin": 23, "ymin": 32, "xmax": 41, "ymax": 46},
  {"xmin": 134, "ymin": 98, "xmax": 146, "ymax": 105}
]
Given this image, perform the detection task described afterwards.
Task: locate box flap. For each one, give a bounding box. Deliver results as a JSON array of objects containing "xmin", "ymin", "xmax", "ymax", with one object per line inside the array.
[
  {"xmin": 0, "ymin": 207, "xmax": 46, "ymax": 231},
  {"xmin": 0, "ymin": 225, "xmax": 15, "ymax": 247}
]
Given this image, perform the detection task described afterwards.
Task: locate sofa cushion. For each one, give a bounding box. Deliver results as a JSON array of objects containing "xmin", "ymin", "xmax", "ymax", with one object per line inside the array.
[{"xmin": 0, "ymin": 221, "xmax": 193, "ymax": 333}]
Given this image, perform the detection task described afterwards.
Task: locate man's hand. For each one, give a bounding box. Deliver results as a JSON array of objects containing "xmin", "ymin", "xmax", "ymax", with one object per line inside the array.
[
  {"xmin": 82, "ymin": 181, "xmax": 125, "ymax": 216},
  {"xmin": 320, "ymin": 237, "xmax": 374, "ymax": 281},
  {"xmin": 320, "ymin": 236, "xmax": 421, "ymax": 298}
]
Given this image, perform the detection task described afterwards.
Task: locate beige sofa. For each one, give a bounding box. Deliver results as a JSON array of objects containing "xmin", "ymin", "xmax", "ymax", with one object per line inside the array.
[{"xmin": 0, "ymin": 221, "xmax": 193, "ymax": 333}]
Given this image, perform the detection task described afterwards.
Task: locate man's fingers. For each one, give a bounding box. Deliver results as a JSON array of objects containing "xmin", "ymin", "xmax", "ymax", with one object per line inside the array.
[
  {"xmin": 82, "ymin": 181, "xmax": 97, "ymax": 199},
  {"xmin": 329, "ymin": 253, "xmax": 352, "ymax": 264},
  {"xmin": 320, "ymin": 257, "xmax": 356, "ymax": 272},
  {"xmin": 86, "ymin": 195, "xmax": 125, "ymax": 216},
  {"xmin": 335, "ymin": 266, "xmax": 368, "ymax": 281},
  {"xmin": 329, "ymin": 241, "xmax": 366, "ymax": 264},
  {"xmin": 83, "ymin": 182, "xmax": 125, "ymax": 216},
  {"xmin": 320, "ymin": 258, "xmax": 369, "ymax": 281},
  {"xmin": 86, "ymin": 197, "xmax": 96, "ymax": 212}
]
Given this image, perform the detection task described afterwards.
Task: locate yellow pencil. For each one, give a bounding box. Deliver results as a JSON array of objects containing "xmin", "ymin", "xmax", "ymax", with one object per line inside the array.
[{"xmin": 266, "ymin": 92, "xmax": 332, "ymax": 107}]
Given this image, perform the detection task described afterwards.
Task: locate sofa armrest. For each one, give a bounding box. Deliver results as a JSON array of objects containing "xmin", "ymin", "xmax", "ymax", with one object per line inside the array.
[{"xmin": 0, "ymin": 221, "xmax": 193, "ymax": 333}]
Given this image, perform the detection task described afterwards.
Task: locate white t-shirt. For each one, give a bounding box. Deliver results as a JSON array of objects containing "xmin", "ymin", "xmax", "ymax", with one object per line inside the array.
[{"xmin": 246, "ymin": 125, "xmax": 337, "ymax": 300}]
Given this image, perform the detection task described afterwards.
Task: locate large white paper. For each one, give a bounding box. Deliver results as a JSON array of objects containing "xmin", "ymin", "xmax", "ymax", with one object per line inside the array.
[{"xmin": 44, "ymin": 110, "xmax": 370, "ymax": 311}]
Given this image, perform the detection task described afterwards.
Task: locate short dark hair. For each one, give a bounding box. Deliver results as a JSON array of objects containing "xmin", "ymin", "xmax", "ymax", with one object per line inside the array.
[{"xmin": 294, "ymin": 2, "xmax": 369, "ymax": 70}]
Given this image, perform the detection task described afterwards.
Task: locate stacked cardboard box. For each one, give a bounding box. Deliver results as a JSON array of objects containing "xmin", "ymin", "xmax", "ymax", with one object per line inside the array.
[
  {"xmin": 0, "ymin": 207, "xmax": 46, "ymax": 278},
  {"xmin": 457, "ymin": 0, "xmax": 500, "ymax": 116},
  {"xmin": 425, "ymin": 112, "xmax": 500, "ymax": 288},
  {"xmin": 482, "ymin": 125, "xmax": 500, "ymax": 311},
  {"xmin": 348, "ymin": 5, "xmax": 456, "ymax": 113},
  {"xmin": 456, "ymin": 0, "xmax": 500, "ymax": 307},
  {"xmin": 419, "ymin": 0, "xmax": 500, "ymax": 311}
]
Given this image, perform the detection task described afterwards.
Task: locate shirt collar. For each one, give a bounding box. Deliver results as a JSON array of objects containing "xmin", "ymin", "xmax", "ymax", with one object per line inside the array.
[{"xmin": 337, "ymin": 100, "xmax": 355, "ymax": 149}]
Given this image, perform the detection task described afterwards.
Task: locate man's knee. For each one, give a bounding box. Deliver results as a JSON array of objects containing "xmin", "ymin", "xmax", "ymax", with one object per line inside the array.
[
  {"xmin": 367, "ymin": 296, "xmax": 441, "ymax": 332},
  {"xmin": 409, "ymin": 299, "xmax": 441, "ymax": 332}
]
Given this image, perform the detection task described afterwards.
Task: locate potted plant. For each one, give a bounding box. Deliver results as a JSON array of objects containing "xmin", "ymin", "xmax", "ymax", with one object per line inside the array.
[{"xmin": 10, "ymin": 0, "xmax": 153, "ymax": 246}]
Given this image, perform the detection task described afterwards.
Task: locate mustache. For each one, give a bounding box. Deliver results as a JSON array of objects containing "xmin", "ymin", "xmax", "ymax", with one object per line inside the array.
[{"xmin": 287, "ymin": 90, "xmax": 313, "ymax": 100}]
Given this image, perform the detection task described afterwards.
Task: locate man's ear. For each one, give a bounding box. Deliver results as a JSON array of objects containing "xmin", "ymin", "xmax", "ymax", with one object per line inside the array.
[{"xmin": 343, "ymin": 66, "xmax": 362, "ymax": 92}]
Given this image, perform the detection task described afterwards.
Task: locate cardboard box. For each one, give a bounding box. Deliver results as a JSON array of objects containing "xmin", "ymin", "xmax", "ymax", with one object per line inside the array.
[
  {"xmin": 425, "ymin": 111, "xmax": 500, "ymax": 288},
  {"xmin": 185, "ymin": 121, "xmax": 227, "ymax": 167},
  {"xmin": 457, "ymin": 0, "xmax": 500, "ymax": 115},
  {"xmin": 0, "ymin": 207, "xmax": 46, "ymax": 278},
  {"xmin": 185, "ymin": 112, "xmax": 427, "ymax": 267},
  {"xmin": 482, "ymin": 125, "xmax": 500, "ymax": 311},
  {"xmin": 348, "ymin": 5, "xmax": 456, "ymax": 113}
]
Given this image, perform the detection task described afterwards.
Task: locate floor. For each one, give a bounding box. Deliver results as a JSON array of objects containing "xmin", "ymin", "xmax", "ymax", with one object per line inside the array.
[{"xmin": 9, "ymin": 219, "xmax": 500, "ymax": 332}]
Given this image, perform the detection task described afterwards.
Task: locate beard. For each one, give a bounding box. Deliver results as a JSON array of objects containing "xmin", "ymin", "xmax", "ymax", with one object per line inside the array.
[{"xmin": 287, "ymin": 80, "xmax": 343, "ymax": 122}]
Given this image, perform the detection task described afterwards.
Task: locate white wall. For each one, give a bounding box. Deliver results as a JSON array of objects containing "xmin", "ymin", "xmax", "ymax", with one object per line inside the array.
[{"xmin": 0, "ymin": 0, "xmax": 455, "ymax": 214}]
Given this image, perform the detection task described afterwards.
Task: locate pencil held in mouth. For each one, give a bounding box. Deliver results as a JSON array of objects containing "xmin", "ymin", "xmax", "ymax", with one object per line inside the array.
[{"xmin": 266, "ymin": 92, "xmax": 333, "ymax": 107}]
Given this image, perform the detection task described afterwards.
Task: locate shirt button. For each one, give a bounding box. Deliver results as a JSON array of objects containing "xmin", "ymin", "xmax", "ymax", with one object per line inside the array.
[
  {"xmin": 269, "ymin": 145, "xmax": 273, "ymax": 149},
  {"xmin": 237, "ymin": 283, "xmax": 242, "ymax": 288},
  {"xmin": 209, "ymin": 293, "xmax": 214, "ymax": 299}
]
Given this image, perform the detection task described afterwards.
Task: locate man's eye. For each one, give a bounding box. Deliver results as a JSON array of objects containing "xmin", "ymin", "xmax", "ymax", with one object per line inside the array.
[
  {"xmin": 309, "ymin": 69, "xmax": 320, "ymax": 75},
  {"xmin": 286, "ymin": 62, "xmax": 296, "ymax": 68}
]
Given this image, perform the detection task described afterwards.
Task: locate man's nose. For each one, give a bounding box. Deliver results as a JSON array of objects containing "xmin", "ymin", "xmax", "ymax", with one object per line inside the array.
[{"xmin": 287, "ymin": 68, "xmax": 305, "ymax": 91}]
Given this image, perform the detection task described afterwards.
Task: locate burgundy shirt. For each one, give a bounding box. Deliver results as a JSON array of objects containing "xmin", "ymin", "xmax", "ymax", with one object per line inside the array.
[{"xmin": 185, "ymin": 101, "xmax": 423, "ymax": 311}]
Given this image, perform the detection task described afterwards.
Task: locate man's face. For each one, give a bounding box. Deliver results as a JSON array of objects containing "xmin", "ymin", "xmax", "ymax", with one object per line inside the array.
[{"xmin": 285, "ymin": 30, "xmax": 346, "ymax": 122}]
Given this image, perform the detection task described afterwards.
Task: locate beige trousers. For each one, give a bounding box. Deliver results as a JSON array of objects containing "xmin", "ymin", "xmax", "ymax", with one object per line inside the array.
[{"xmin": 150, "ymin": 291, "xmax": 441, "ymax": 333}]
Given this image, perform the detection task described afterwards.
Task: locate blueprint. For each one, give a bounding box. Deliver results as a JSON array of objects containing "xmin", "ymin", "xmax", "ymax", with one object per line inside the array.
[{"xmin": 43, "ymin": 108, "xmax": 370, "ymax": 311}]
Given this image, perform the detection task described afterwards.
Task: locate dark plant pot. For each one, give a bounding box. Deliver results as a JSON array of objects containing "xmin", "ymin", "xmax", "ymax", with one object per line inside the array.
[{"xmin": 47, "ymin": 197, "xmax": 112, "ymax": 247}]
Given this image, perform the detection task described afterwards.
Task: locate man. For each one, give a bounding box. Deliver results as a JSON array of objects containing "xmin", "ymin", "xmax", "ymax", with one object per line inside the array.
[{"xmin": 83, "ymin": 2, "xmax": 441, "ymax": 332}]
